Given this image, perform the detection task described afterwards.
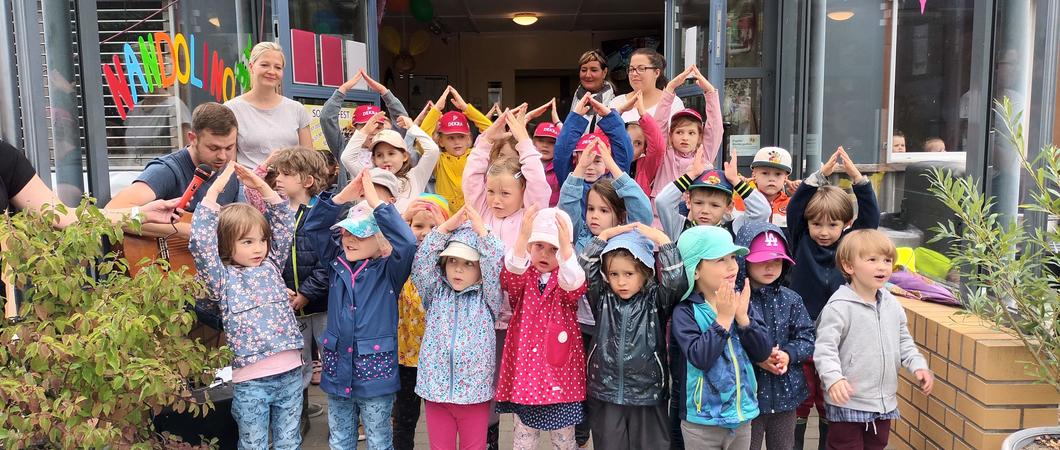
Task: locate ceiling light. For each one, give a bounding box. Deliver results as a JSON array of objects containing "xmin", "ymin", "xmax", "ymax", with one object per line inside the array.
[
  {"xmin": 827, "ymin": 10, "xmax": 854, "ymax": 21},
  {"xmin": 512, "ymin": 13, "xmax": 538, "ymax": 26}
]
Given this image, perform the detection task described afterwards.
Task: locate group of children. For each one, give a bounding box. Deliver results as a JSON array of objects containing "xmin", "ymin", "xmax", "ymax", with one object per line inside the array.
[{"xmin": 186, "ymin": 62, "xmax": 935, "ymax": 450}]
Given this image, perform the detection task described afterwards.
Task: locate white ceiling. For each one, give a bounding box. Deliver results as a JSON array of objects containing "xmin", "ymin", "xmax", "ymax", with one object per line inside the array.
[{"xmin": 384, "ymin": 0, "xmax": 665, "ymax": 33}]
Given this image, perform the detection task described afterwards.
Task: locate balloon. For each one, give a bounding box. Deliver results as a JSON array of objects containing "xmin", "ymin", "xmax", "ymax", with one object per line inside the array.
[
  {"xmin": 380, "ymin": 26, "xmax": 402, "ymax": 55},
  {"xmin": 410, "ymin": 0, "xmax": 434, "ymax": 23},
  {"xmin": 408, "ymin": 30, "xmax": 431, "ymax": 56},
  {"xmin": 389, "ymin": 0, "xmax": 410, "ymax": 13}
]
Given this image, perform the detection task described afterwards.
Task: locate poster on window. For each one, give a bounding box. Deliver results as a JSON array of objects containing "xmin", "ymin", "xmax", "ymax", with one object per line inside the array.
[
  {"xmin": 729, "ymin": 134, "xmax": 761, "ymax": 156},
  {"xmin": 304, "ymin": 104, "xmax": 356, "ymax": 151}
]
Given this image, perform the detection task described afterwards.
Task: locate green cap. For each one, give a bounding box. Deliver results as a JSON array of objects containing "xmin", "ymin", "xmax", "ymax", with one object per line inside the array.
[{"xmin": 677, "ymin": 225, "xmax": 749, "ymax": 299}]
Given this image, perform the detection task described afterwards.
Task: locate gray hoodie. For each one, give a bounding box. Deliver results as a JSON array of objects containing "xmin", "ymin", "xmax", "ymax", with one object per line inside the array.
[{"xmin": 813, "ymin": 284, "xmax": 928, "ymax": 414}]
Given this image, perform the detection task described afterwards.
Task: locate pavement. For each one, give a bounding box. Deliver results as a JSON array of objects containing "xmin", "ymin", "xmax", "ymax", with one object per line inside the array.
[{"xmin": 300, "ymin": 385, "xmax": 833, "ymax": 449}]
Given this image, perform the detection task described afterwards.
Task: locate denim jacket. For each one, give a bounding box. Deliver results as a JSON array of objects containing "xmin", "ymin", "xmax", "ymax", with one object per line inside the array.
[
  {"xmin": 302, "ymin": 192, "xmax": 418, "ymax": 399},
  {"xmin": 189, "ymin": 198, "xmax": 302, "ymax": 369}
]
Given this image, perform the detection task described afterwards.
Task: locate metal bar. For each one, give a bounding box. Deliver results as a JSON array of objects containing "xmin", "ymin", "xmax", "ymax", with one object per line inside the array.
[
  {"xmin": 0, "ymin": 1, "xmax": 21, "ymax": 147},
  {"xmin": 76, "ymin": 0, "xmax": 112, "ymax": 204},
  {"xmin": 11, "ymin": 0, "xmax": 50, "ymax": 177},
  {"xmin": 1022, "ymin": 0, "xmax": 1060, "ymax": 238},
  {"xmin": 964, "ymin": 0, "xmax": 997, "ymax": 187}
]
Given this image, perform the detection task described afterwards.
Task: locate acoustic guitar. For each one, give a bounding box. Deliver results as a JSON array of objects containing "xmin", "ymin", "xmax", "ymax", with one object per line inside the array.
[{"xmin": 119, "ymin": 213, "xmax": 196, "ymax": 277}]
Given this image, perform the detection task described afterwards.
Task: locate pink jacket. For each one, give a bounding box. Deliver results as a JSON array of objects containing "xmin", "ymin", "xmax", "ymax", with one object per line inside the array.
[
  {"xmin": 496, "ymin": 254, "xmax": 587, "ymax": 405},
  {"xmin": 463, "ymin": 136, "xmax": 552, "ymax": 328},
  {"xmin": 633, "ymin": 113, "xmax": 666, "ymax": 195},
  {"xmin": 545, "ymin": 160, "xmax": 559, "ymax": 207},
  {"xmin": 649, "ymin": 90, "xmax": 724, "ymax": 199}
]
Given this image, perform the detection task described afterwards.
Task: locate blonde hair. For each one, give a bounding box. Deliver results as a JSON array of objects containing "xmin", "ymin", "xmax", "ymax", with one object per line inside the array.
[
  {"xmin": 249, "ymin": 42, "xmax": 285, "ymax": 66},
  {"xmin": 217, "ymin": 203, "xmax": 271, "ymax": 266},
  {"xmin": 805, "ymin": 185, "xmax": 855, "ymax": 223},
  {"xmin": 486, "ymin": 157, "xmax": 526, "ymax": 190},
  {"xmin": 269, "ymin": 146, "xmax": 329, "ymax": 196},
  {"xmin": 835, "ymin": 229, "xmax": 897, "ymax": 280}
]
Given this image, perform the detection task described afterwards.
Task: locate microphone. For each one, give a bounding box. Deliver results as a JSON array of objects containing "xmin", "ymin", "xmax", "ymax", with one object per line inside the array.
[{"xmin": 175, "ymin": 164, "xmax": 216, "ymax": 211}]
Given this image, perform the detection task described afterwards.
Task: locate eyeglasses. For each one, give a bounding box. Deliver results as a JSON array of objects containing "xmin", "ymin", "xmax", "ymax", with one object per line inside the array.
[{"xmin": 627, "ymin": 66, "xmax": 658, "ymax": 75}]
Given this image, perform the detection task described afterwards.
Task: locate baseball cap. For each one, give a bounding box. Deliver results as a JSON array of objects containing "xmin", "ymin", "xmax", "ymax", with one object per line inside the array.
[
  {"xmin": 745, "ymin": 231, "xmax": 795, "ymax": 265},
  {"xmin": 750, "ymin": 147, "xmax": 793, "ymax": 173},
  {"xmin": 677, "ymin": 225, "xmax": 749, "ymax": 298},
  {"xmin": 602, "ymin": 230, "xmax": 656, "ymax": 275},
  {"xmin": 369, "ymin": 129, "xmax": 408, "ymax": 153},
  {"xmin": 534, "ymin": 122, "xmax": 560, "ymax": 139},
  {"xmin": 573, "ymin": 131, "xmax": 610, "ymax": 154},
  {"xmin": 688, "ymin": 169, "xmax": 734, "ymax": 195},
  {"xmin": 671, "ymin": 108, "xmax": 703, "ymax": 123},
  {"xmin": 331, "ymin": 202, "xmax": 380, "ymax": 238},
  {"xmin": 354, "ymin": 104, "xmax": 382, "ymax": 125},
  {"xmin": 528, "ymin": 208, "xmax": 574, "ymax": 249},
  {"xmin": 367, "ymin": 167, "xmax": 400, "ymax": 197},
  {"xmin": 438, "ymin": 111, "xmax": 471, "ymax": 135}
]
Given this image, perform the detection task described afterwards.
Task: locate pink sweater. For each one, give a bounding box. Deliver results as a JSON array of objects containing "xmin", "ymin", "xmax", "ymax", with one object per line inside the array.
[{"xmin": 649, "ymin": 89, "xmax": 724, "ymax": 199}]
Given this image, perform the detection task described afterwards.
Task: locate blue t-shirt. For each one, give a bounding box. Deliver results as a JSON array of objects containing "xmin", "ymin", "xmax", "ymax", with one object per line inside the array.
[{"xmin": 135, "ymin": 148, "xmax": 239, "ymax": 211}]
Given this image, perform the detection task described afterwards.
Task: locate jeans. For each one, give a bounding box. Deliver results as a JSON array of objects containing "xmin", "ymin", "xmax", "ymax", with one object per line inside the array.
[
  {"xmin": 328, "ymin": 392, "xmax": 397, "ymax": 450},
  {"xmin": 230, "ymin": 366, "xmax": 303, "ymax": 450}
]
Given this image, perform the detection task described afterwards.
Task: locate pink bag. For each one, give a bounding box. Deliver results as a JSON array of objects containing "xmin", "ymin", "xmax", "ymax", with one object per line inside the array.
[{"xmin": 888, "ymin": 268, "xmax": 961, "ymax": 307}]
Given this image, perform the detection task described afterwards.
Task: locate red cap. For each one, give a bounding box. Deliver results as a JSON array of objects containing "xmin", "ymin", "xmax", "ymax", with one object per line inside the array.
[
  {"xmin": 354, "ymin": 105, "xmax": 382, "ymax": 124},
  {"xmin": 438, "ymin": 111, "xmax": 471, "ymax": 135},
  {"xmin": 574, "ymin": 131, "xmax": 610, "ymax": 154},
  {"xmin": 671, "ymin": 108, "xmax": 703, "ymax": 123},
  {"xmin": 533, "ymin": 122, "xmax": 560, "ymax": 139}
]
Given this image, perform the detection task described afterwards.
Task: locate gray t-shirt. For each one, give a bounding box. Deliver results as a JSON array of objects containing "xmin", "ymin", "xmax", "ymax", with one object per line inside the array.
[
  {"xmin": 135, "ymin": 148, "xmax": 240, "ymax": 211},
  {"xmin": 225, "ymin": 95, "xmax": 312, "ymax": 167}
]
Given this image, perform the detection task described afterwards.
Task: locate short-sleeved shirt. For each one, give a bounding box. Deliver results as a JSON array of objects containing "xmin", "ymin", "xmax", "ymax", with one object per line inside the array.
[
  {"xmin": 135, "ymin": 148, "xmax": 240, "ymax": 211},
  {"xmin": 0, "ymin": 140, "xmax": 38, "ymax": 214},
  {"xmin": 224, "ymin": 96, "xmax": 312, "ymax": 168}
]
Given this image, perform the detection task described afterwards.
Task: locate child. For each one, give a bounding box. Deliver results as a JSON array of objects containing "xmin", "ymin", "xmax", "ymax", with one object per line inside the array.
[
  {"xmin": 188, "ymin": 163, "xmax": 303, "ymax": 449},
  {"xmin": 578, "ymin": 224, "xmax": 687, "ymax": 450},
  {"xmin": 655, "ymin": 147, "xmax": 771, "ymax": 242},
  {"xmin": 411, "ymin": 205, "xmax": 504, "ymax": 450},
  {"xmin": 671, "ymin": 225, "xmax": 774, "ymax": 449},
  {"xmin": 321, "ymin": 69, "xmax": 410, "ymax": 158},
  {"xmin": 340, "ymin": 112, "xmax": 440, "ymax": 211},
  {"xmin": 734, "ymin": 222, "xmax": 815, "ymax": 450},
  {"xmin": 554, "ymin": 92, "xmax": 635, "ymax": 189},
  {"xmin": 496, "ymin": 206, "xmax": 587, "ymax": 450},
  {"xmin": 533, "ymin": 121, "xmax": 561, "ymax": 206},
  {"xmin": 301, "ymin": 170, "xmax": 418, "ymax": 450},
  {"xmin": 786, "ymin": 146, "xmax": 879, "ymax": 448},
  {"xmin": 393, "ymin": 194, "xmax": 450, "ymax": 450},
  {"xmin": 269, "ymin": 147, "xmax": 333, "ymax": 417},
  {"xmin": 645, "ymin": 65, "xmax": 724, "ymax": 205},
  {"xmin": 614, "ymin": 92, "xmax": 665, "ymax": 193},
  {"xmin": 422, "ymin": 86, "xmax": 494, "ymax": 212},
  {"xmin": 814, "ymin": 229, "xmax": 933, "ymax": 450},
  {"xmin": 736, "ymin": 147, "xmax": 795, "ymax": 228}
]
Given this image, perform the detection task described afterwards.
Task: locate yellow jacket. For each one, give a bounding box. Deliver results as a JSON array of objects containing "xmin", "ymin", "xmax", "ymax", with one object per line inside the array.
[{"xmin": 422, "ymin": 104, "xmax": 492, "ymax": 212}]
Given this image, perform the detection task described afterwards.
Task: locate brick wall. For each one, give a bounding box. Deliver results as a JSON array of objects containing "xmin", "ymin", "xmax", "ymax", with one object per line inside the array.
[{"xmin": 891, "ymin": 298, "xmax": 1060, "ymax": 450}]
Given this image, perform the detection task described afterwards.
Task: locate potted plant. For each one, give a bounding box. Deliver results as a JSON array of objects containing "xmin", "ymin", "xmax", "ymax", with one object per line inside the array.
[
  {"xmin": 0, "ymin": 201, "xmax": 228, "ymax": 448},
  {"xmin": 928, "ymin": 98, "xmax": 1060, "ymax": 450}
]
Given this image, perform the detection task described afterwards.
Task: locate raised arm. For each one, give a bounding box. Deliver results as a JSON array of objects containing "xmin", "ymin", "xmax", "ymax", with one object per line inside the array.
[
  {"xmin": 187, "ymin": 163, "xmax": 236, "ymax": 297},
  {"xmin": 507, "ymin": 112, "xmax": 550, "ymax": 208},
  {"xmin": 235, "ymin": 164, "xmax": 295, "ymax": 269}
]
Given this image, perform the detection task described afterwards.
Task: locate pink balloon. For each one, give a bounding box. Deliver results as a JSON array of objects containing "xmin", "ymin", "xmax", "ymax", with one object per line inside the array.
[{"xmin": 919, "ymin": 0, "xmax": 927, "ymax": 14}]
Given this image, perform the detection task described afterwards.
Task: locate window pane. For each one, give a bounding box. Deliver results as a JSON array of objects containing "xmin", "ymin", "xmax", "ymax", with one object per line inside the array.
[
  {"xmin": 289, "ymin": 1, "xmax": 367, "ymax": 42},
  {"xmin": 726, "ymin": 0, "xmax": 763, "ymax": 68},
  {"xmin": 892, "ymin": 0, "xmax": 974, "ymax": 155}
]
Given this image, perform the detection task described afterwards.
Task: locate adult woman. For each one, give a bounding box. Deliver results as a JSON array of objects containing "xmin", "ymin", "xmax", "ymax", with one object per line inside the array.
[
  {"xmin": 609, "ymin": 48, "xmax": 685, "ymax": 126},
  {"xmin": 571, "ymin": 50, "xmax": 617, "ymax": 127},
  {"xmin": 225, "ymin": 42, "xmax": 313, "ymax": 168}
]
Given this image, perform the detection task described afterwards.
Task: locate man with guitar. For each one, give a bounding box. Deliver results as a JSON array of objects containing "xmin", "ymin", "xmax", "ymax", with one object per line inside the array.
[{"xmin": 106, "ymin": 102, "xmax": 241, "ymax": 239}]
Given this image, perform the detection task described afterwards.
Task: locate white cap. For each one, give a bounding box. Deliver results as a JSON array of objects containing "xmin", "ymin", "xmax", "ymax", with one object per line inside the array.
[{"xmin": 750, "ymin": 147, "xmax": 793, "ymax": 173}]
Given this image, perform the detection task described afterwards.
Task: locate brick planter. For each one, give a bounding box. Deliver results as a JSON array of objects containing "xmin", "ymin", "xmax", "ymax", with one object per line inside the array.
[{"xmin": 891, "ymin": 298, "xmax": 1060, "ymax": 450}]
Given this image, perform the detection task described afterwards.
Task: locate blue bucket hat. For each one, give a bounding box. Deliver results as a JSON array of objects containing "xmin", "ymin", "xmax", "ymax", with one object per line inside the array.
[
  {"xmin": 602, "ymin": 230, "xmax": 656, "ymax": 275},
  {"xmin": 676, "ymin": 225, "xmax": 749, "ymax": 298},
  {"xmin": 331, "ymin": 202, "xmax": 380, "ymax": 238}
]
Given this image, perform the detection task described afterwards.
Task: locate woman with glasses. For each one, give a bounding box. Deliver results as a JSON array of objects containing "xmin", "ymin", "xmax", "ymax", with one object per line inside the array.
[
  {"xmin": 609, "ymin": 48, "xmax": 686, "ymax": 129},
  {"xmin": 571, "ymin": 50, "xmax": 618, "ymax": 132}
]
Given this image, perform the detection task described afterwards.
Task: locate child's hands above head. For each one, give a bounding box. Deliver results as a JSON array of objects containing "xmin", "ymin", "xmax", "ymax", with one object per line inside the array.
[
  {"xmin": 837, "ymin": 146, "xmax": 865, "ymax": 183},
  {"xmin": 486, "ymin": 102, "xmax": 501, "ymax": 119},
  {"xmin": 506, "ymin": 110, "xmax": 531, "ymax": 142},
  {"xmin": 361, "ymin": 168, "xmax": 384, "ymax": 208},
  {"xmin": 556, "ymin": 214, "xmax": 573, "ymax": 261},
  {"xmin": 573, "ymin": 142, "xmax": 595, "ymax": 177},
  {"xmin": 723, "ymin": 147, "xmax": 744, "ymax": 185},
  {"xmin": 550, "ymin": 98, "xmax": 561, "ymax": 124},
  {"xmin": 598, "ymin": 223, "xmax": 638, "ymax": 242},
  {"xmin": 686, "ymin": 146, "xmax": 708, "ymax": 179},
  {"xmin": 820, "ymin": 147, "xmax": 842, "ymax": 177},
  {"xmin": 525, "ymin": 99, "xmax": 554, "ymax": 122},
  {"xmin": 596, "ymin": 139, "xmax": 623, "ymax": 178},
  {"xmin": 333, "ymin": 170, "xmax": 367, "ymax": 204},
  {"xmin": 587, "ymin": 95, "xmax": 612, "ymax": 117},
  {"xmin": 234, "ymin": 164, "xmax": 273, "ymax": 195},
  {"xmin": 363, "ymin": 111, "xmax": 388, "ymax": 138},
  {"xmin": 618, "ymin": 91, "xmax": 643, "ymax": 114},
  {"xmin": 915, "ymin": 369, "xmax": 934, "ymax": 395},
  {"xmin": 435, "ymin": 206, "xmax": 467, "ymax": 234},
  {"xmin": 635, "ymin": 223, "xmax": 672, "ymax": 246},
  {"xmin": 573, "ymin": 92, "xmax": 592, "ymax": 116},
  {"xmin": 481, "ymin": 109, "xmax": 511, "ymax": 143},
  {"xmin": 449, "ymin": 86, "xmax": 470, "ymax": 112},
  {"xmin": 435, "ymin": 86, "xmax": 452, "ymax": 111},
  {"xmin": 339, "ymin": 71, "xmax": 364, "ymax": 93},
  {"xmin": 359, "ymin": 68, "xmax": 388, "ymax": 95},
  {"xmin": 828, "ymin": 379, "xmax": 854, "ymax": 405},
  {"xmin": 414, "ymin": 101, "xmax": 433, "ymax": 126},
  {"xmin": 465, "ymin": 204, "xmax": 488, "ymax": 237},
  {"xmin": 665, "ymin": 65, "xmax": 695, "ymax": 93},
  {"xmin": 691, "ymin": 65, "xmax": 716, "ymax": 93},
  {"xmin": 205, "ymin": 162, "xmax": 236, "ymax": 201},
  {"xmin": 395, "ymin": 115, "xmax": 415, "ymax": 130}
]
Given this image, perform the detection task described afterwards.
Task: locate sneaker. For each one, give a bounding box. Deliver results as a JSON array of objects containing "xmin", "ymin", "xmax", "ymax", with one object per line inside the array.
[{"xmin": 307, "ymin": 402, "xmax": 325, "ymax": 418}]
